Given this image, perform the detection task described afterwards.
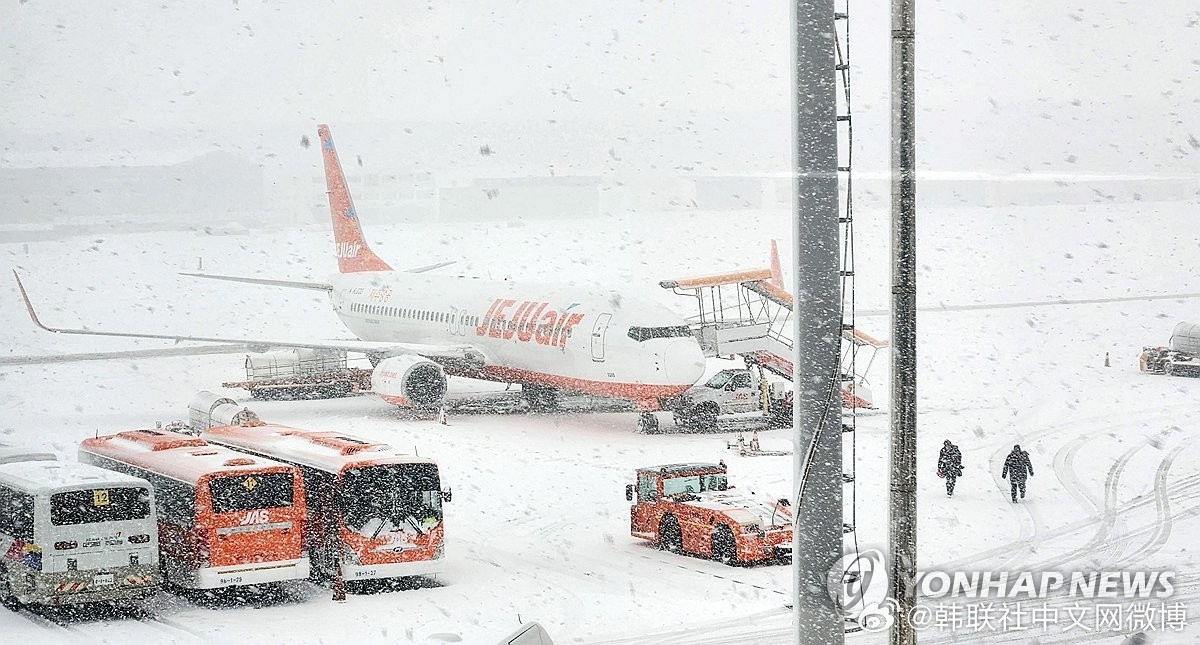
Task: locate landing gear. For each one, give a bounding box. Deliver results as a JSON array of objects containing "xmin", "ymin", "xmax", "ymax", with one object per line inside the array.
[
  {"xmin": 638, "ymin": 412, "xmax": 660, "ymax": 434},
  {"xmin": 674, "ymin": 403, "xmax": 718, "ymax": 432},
  {"xmin": 522, "ymin": 384, "xmax": 560, "ymax": 412}
]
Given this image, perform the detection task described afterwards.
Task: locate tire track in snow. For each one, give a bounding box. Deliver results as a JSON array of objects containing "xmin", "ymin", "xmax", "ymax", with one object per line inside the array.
[
  {"xmin": 933, "ymin": 468, "xmax": 1200, "ymax": 573},
  {"xmin": 1076, "ymin": 442, "xmax": 1143, "ymax": 567},
  {"xmin": 1112, "ymin": 446, "xmax": 1184, "ymax": 570},
  {"xmin": 1019, "ymin": 438, "xmax": 1197, "ymax": 573},
  {"xmin": 939, "ymin": 406, "xmax": 1184, "ymax": 572}
]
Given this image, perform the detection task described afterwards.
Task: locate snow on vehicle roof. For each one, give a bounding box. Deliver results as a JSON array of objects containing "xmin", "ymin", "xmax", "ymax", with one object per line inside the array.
[
  {"xmin": 636, "ymin": 462, "xmax": 726, "ymax": 476},
  {"xmin": 201, "ymin": 424, "xmax": 436, "ymax": 474},
  {"xmin": 0, "ymin": 460, "xmax": 149, "ymax": 495},
  {"xmin": 0, "ymin": 440, "xmax": 56, "ymax": 465},
  {"xmin": 80, "ymin": 430, "xmax": 296, "ymax": 486}
]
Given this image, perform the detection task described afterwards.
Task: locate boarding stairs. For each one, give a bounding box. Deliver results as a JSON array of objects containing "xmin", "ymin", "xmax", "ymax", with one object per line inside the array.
[{"xmin": 659, "ymin": 272, "xmax": 885, "ymax": 409}]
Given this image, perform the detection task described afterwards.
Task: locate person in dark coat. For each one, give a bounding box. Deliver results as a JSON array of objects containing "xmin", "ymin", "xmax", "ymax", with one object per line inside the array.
[
  {"xmin": 1001, "ymin": 444, "xmax": 1034, "ymax": 502},
  {"xmin": 938, "ymin": 440, "xmax": 964, "ymax": 496}
]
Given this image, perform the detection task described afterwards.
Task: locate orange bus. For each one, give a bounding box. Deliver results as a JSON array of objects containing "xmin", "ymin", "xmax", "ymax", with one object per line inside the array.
[
  {"xmin": 200, "ymin": 423, "xmax": 449, "ymax": 584},
  {"xmin": 78, "ymin": 429, "xmax": 310, "ymax": 589}
]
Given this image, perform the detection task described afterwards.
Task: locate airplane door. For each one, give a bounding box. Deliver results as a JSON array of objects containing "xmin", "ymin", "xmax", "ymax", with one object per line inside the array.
[{"xmin": 590, "ymin": 313, "xmax": 612, "ymax": 362}]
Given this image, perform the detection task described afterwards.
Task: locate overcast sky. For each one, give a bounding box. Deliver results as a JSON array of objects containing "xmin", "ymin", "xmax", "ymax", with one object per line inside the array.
[{"xmin": 1, "ymin": 1, "xmax": 1198, "ymax": 177}]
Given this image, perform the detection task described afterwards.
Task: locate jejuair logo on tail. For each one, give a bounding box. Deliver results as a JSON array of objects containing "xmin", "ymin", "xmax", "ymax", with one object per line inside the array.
[{"xmin": 336, "ymin": 241, "xmax": 362, "ymax": 258}]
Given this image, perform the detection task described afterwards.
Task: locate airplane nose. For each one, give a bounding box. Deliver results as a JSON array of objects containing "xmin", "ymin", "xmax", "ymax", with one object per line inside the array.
[{"xmin": 662, "ymin": 339, "xmax": 706, "ymax": 385}]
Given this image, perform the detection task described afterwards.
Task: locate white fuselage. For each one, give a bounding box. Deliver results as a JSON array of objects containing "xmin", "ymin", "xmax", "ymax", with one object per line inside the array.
[{"xmin": 329, "ymin": 271, "xmax": 706, "ymax": 402}]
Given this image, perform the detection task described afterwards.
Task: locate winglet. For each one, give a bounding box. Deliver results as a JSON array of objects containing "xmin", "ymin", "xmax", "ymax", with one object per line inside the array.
[
  {"xmin": 768, "ymin": 239, "xmax": 783, "ymax": 289},
  {"xmin": 12, "ymin": 271, "xmax": 56, "ymax": 334}
]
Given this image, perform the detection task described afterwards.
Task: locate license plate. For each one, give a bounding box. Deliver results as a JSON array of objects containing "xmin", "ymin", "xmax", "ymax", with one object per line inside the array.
[{"xmin": 93, "ymin": 573, "xmax": 115, "ymax": 586}]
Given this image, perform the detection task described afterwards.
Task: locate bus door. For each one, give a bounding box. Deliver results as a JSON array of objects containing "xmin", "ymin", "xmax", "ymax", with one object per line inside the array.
[
  {"xmin": 299, "ymin": 468, "xmax": 340, "ymax": 580},
  {"xmin": 202, "ymin": 472, "xmax": 301, "ymax": 570},
  {"xmin": 591, "ymin": 313, "xmax": 612, "ymax": 362}
]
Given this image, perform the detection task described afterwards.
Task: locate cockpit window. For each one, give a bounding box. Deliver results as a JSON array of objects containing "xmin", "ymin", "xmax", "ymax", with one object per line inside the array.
[{"xmin": 627, "ymin": 325, "xmax": 692, "ymax": 342}]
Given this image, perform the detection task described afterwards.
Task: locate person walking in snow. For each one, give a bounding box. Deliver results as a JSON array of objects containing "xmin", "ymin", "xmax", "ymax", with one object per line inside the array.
[
  {"xmin": 938, "ymin": 439, "xmax": 964, "ymax": 496},
  {"xmin": 1001, "ymin": 444, "xmax": 1034, "ymax": 503}
]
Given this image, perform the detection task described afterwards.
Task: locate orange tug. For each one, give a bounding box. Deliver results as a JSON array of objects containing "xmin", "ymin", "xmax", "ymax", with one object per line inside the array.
[
  {"xmin": 626, "ymin": 462, "xmax": 792, "ymax": 565},
  {"xmin": 79, "ymin": 429, "xmax": 309, "ymax": 589}
]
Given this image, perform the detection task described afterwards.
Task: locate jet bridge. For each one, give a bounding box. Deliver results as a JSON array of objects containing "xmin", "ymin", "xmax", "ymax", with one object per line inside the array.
[{"xmin": 659, "ymin": 268, "xmax": 886, "ymax": 409}]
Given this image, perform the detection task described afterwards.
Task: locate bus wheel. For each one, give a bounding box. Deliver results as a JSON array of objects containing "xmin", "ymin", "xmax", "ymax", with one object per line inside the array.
[
  {"xmin": 638, "ymin": 412, "xmax": 660, "ymax": 434},
  {"xmin": 658, "ymin": 514, "xmax": 683, "ymax": 554},
  {"xmin": 712, "ymin": 526, "xmax": 739, "ymax": 566}
]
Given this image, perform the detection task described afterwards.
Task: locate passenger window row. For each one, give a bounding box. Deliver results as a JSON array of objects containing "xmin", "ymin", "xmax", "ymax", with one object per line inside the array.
[{"xmin": 349, "ymin": 302, "xmax": 479, "ymax": 327}]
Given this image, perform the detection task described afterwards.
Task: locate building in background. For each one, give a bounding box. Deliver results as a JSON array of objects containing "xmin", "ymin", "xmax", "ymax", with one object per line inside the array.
[{"xmin": 0, "ymin": 151, "xmax": 268, "ymax": 239}]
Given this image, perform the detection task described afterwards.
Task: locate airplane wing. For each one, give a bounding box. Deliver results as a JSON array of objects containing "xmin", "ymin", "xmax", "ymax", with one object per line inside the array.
[
  {"xmin": 179, "ymin": 273, "xmax": 333, "ymax": 291},
  {"xmin": 0, "ymin": 345, "xmax": 250, "ymax": 366},
  {"xmin": 13, "ymin": 272, "xmax": 487, "ymax": 370},
  {"xmin": 180, "ymin": 261, "xmax": 455, "ymax": 290}
]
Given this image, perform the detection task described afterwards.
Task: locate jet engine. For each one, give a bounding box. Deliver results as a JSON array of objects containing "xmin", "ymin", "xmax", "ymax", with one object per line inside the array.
[{"xmin": 371, "ymin": 355, "xmax": 448, "ymax": 409}]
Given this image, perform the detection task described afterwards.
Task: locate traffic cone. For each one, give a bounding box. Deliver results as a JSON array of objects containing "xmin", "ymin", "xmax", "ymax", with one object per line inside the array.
[
  {"xmin": 332, "ymin": 565, "xmax": 346, "ymax": 602},
  {"xmin": 1104, "ymin": 352, "xmax": 1110, "ymax": 367}
]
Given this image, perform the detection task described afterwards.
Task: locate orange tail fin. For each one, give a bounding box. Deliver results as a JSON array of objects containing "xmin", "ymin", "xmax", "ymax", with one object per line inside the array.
[
  {"xmin": 317, "ymin": 124, "xmax": 393, "ymax": 273},
  {"xmin": 768, "ymin": 239, "xmax": 783, "ymax": 289}
]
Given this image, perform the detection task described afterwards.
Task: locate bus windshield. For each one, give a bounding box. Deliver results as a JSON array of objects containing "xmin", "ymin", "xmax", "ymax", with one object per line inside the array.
[
  {"xmin": 209, "ymin": 473, "xmax": 295, "ymax": 514},
  {"xmin": 50, "ymin": 487, "xmax": 151, "ymax": 526},
  {"xmin": 340, "ymin": 464, "xmax": 443, "ymax": 539}
]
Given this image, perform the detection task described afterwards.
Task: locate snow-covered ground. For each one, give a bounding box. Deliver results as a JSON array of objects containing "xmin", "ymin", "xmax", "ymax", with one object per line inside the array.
[{"xmin": 1, "ymin": 200, "xmax": 1198, "ymax": 643}]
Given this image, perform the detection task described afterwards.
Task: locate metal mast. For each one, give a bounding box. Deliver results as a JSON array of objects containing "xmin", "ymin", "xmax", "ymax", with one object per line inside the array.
[
  {"xmin": 889, "ymin": 0, "xmax": 918, "ymax": 642},
  {"xmin": 792, "ymin": 0, "xmax": 843, "ymax": 642}
]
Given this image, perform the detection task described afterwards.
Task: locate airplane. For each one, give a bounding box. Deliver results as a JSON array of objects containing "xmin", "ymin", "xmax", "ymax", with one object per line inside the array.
[{"xmin": 14, "ymin": 124, "xmax": 708, "ymax": 433}]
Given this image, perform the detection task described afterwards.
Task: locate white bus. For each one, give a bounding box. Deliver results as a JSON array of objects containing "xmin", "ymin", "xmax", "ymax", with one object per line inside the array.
[{"xmin": 0, "ymin": 461, "xmax": 160, "ymax": 606}]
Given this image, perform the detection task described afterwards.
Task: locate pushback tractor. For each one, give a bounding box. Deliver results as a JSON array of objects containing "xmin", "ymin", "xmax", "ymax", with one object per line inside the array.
[{"xmin": 625, "ymin": 462, "xmax": 792, "ymax": 565}]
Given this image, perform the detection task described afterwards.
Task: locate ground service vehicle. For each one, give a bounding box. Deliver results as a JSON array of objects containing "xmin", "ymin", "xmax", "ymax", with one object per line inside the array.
[
  {"xmin": 0, "ymin": 460, "xmax": 158, "ymax": 606},
  {"xmin": 201, "ymin": 423, "xmax": 450, "ymax": 584},
  {"xmin": 79, "ymin": 429, "xmax": 310, "ymax": 589},
  {"xmin": 672, "ymin": 368, "xmax": 792, "ymax": 431},
  {"xmin": 222, "ymin": 349, "xmax": 374, "ymax": 399},
  {"xmin": 626, "ymin": 462, "xmax": 792, "ymax": 565},
  {"xmin": 1140, "ymin": 321, "xmax": 1200, "ymax": 377}
]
